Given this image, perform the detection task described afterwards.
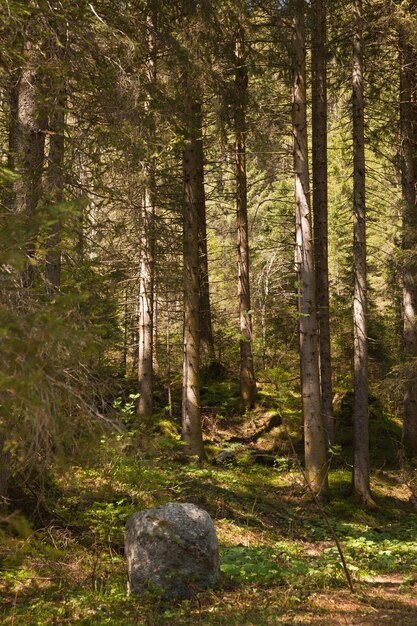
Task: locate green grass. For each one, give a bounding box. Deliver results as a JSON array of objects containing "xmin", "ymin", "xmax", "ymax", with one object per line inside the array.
[{"xmin": 2, "ymin": 418, "xmax": 417, "ymax": 625}]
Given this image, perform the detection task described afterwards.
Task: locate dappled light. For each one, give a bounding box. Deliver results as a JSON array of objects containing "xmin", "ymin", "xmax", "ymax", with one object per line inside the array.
[{"xmin": 1, "ymin": 0, "xmax": 417, "ymax": 624}]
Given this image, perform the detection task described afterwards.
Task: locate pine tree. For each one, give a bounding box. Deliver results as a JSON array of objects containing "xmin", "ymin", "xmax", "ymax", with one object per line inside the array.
[
  {"xmin": 399, "ymin": 1, "xmax": 417, "ymax": 455},
  {"xmin": 182, "ymin": 89, "xmax": 207, "ymax": 460},
  {"xmin": 292, "ymin": 0, "xmax": 328, "ymax": 500},
  {"xmin": 311, "ymin": 0, "xmax": 334, "ymax": 446},
  {"xmin": 352, "ymin": 0, "xmax": 372, "ymax": 503},
  {"xmin": 12, "ymin": 22, "xmax": 46, "ymax": 287},
  {"xmin": 138, "ymin": 9, "xmax": 157, "ymax": 418},
  {"xmin": 235, "ymin": 28, "xmax": 257, "ymax": 410}
]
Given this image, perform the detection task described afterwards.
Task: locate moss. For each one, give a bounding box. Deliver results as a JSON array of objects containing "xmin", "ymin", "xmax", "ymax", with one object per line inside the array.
[{"xmin": 2, "ymin": 408, "xmax": 417, "ymax": 626}]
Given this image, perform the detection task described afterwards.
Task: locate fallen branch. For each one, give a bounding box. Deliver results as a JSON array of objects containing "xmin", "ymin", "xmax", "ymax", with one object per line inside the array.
[{"xmin": 283, "ymin": 427, "xmax": 355, "ymax": 594}]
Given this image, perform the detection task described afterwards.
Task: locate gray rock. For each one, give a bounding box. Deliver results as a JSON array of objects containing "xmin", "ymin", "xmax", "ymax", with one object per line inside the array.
[
  {"xmin": 215, "ymin": 450, "xmax": 236, "ymax": 464},
  {"xmin": 125, "ymin": 502, "xmax": 220, "ymax": 599}
]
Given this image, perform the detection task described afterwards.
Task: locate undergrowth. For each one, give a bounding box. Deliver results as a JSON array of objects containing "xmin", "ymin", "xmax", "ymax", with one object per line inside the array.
[{"xmin": 1, "ymin": 407, "xmax": 417, "ymax": 625}]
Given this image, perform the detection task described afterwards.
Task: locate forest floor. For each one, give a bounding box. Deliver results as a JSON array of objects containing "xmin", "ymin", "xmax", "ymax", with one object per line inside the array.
[{"xmin": 1, "ymin": 384, "xmax": 417, "ymax": 625}]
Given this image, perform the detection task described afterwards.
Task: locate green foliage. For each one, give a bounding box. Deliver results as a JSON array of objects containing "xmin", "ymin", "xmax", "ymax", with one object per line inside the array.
[
  {"xmin": 0, "ymin": 208, "xmax": 122, "ymax": 481},
  {"xmin": 221, "ymin": 545, "xmax": 284, "ymax": 584},
  {"xmin": 1, "ymin": 0, "xmax": 416, "ymax": 622},
  {"xmin": 112, "ymin": 393, "xmax": 140, "ymax": 427},
  {"xmin": 200, "ymin": 380, "xmax": 241, "ymax": 417},
  {"xmin": 333, "ymin": 391, "xmax": 402, "ymax": 467},
  {"xmin": 2, "ymin": 427, "xmax": 417, "ymax": 625},
  {"xmin": 0, "ymin": 166, "xmax": 19, "ymax": 185}
]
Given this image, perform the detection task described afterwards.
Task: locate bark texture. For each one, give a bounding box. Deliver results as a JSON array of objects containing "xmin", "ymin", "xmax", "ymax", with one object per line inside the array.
[
  {"xmin": 400, "ymin": 17, "xmax": 417, "ymax": 455},
  {"xmin": 352, "ymin": 0, "xmax": 371, "ymax": 502},
  {"xmin": 311, "ymin": 0, "xmax": 334, "ymax": 447},
  {"xmin": 182, "ymin": 94, "xmax": 206, "ymax": 461},
  {"xmin": 195, "ymin": 104, "xmax": 216, "ymax": 365},
  {"xmin": 138, "ymin": 11, "xmax": 157, "ymax": 418},
  {"xmin": 13, "ymin": 36, "xmax": 46, "ymax": 287},
  {"xmin": 44, "ymin": 28, "xmax": 66, "ymax": 289},
  {"xmin": 292, "ymin": 5, "xmax": 328, "ymax": 500},
  {"xmin": 138, "ymin": 186, "xmax": 155, "ymax": 417},
  {"xmin": 235, "ymin": 34, "xmax": 257, "ymax": 409},
  {"xmin": 45, "ymin": 89, "xmax": 65, "ymax": 288}
]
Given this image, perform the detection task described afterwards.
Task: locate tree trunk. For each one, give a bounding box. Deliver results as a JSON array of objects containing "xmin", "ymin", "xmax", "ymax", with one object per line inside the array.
[
  {"xmin": 292, "ymin": 4, "xmax": 329, "ymax": 500},
  {"xmin": 182, "ymin": 93, "xmax": 206, "ymax": 461},
  {"xmin": 235, "ymin": 33, "xmax": 257, "ymax": 410},
  {"xmin": 311, "ymin": 0, "xmax": 334, "ymax": 447},
  {"xmin": 153, "ymin": 282, "xmax": 159, "ymax": 373},
  {"xmin": 45, "ymin": 90, "xmax": 65, "ymax": 289},
  {"xmin": 352, "ymin": 0, "xmax": 371, "ymax": 503},
  {"xmin": 138, "ymin": 185, "xmax": 155, "ymax": 417},
  {"xmin": 13, "ymin": 37, "xmax": 46, "ymax": 287},
  {"xmin": 0, "ymin": 73, "xmax": 20, "ymax": 502},
  {"xmin": 400, "ymin": 20, "xmax": 417, "ymax": 455},
  {"xmin": 138, "ymin": 11, "xmax": 157, "ymax": 418},
  {"xmin": 132, "ymin": 297, "xmax": 139, "ymax": 376},
  {"xmin": 166, "ymin": 291, "xmax": 173, "ymax": 419},
  {"xmin": 194, "ymin": 103, "xmax": 216, "ymax": 365}
]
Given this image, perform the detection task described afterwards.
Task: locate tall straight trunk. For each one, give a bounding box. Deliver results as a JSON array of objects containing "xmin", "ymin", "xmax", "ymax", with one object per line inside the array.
[
  {"xmin": 352, "ymin": 0, "xmax": 371, "ymax": 502},
  {"xmin": 166, "ymin": 291, "xmax": 173, "ymax": 419},
  {"xmin": 181, "ymin": 93, "xmax": 206, "ymax": 461},
  {"xmin": 45, "ymin": 90, "xmax": 65, "ymax": 288},
  {"xmin": 76, "ymin": 153, "xmax": 85, "ymax": 266},
  {"xmin": 138, "ymin": 10, "xmax": 156, "ymax": 417},
  {"xmin": 292, "ymin": 4, "xmax": 328, "ymax": 500},
  {"xmin": 400, "ymin": 22, "xmax": 417, "ymax": 455},
  {"xmin": 44, "ymin": 27, "xmax": 66, "ymax": 289},
  {"xmin": 0, "ymin": 74, "xmax": 20, "ymax": 500},
  {"xmin": 235, "ymin": 33, "xmax": 257, "ymax": 409},
  {"xmin": 153, "ymin": 282, "xmax": 159, "ymax": 372},
  {"xmin": 138, "ymin": 185, "xmax": 155, "ymax": 417},
  {"xmin": 311, "ymin": 0, "xmax": 334, "ymax": 447},
  {"xmin": 132, "ymin": 297, "xmax": 139, "ymax": 375},
  {"xmin": 194, "ymin": 103, "xmax": 216, "ymax": 364},
  {"xmin": 13, "ymin": 37, "xmax": 46, "ymax": 287}
]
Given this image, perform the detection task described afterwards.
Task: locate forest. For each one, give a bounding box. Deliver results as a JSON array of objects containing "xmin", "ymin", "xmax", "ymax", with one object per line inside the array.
[{"xmin": 1, "ymin": 0, "xmax": 417, "ymax": 623}]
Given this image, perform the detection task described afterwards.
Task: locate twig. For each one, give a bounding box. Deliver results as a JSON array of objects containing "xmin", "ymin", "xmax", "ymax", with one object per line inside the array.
[
  {"xmin": 283, "ymin": 428, "xmax": 355, "ymax": 594},
  {"xmin": 88, "ymin": 3, "xmax": 106, "ymax": 24}
]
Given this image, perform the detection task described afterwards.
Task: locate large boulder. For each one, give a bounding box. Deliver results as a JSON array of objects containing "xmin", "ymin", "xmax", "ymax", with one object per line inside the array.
[{"xmin": 125, "ymin": 502, "xmax": 220, "ymax": 599}]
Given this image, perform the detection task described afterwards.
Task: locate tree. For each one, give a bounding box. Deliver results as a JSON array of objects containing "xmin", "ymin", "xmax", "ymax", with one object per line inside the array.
[
  {"xmin": 311, "ymin": 0, "xmax": 334, "ymax": 446},
  {"xmin": 352, "ymin": 0, "xmax": 371, "ymax": 503},
  {"xmin": 138, "ymin": 9, "xmax": 157, "ymax": 418},
  {"xmin": 12, "ymin": 22, "xmax": 46, "ymax": 288},
  {"xmin": 235, "ymin": 29, "xmax": 257, "ymax": 410},
  {"xmin": 181, "ymin": 91, "xmax": 207, "ymax": 461},
  {"xmin": 195, "ymin": 101, "xmax": 216, "ymax": 365},
  {"xmin": 44, "ymin": 28, "xmax": 66, "ymax": 289},
  {"xmin": 399, "ymin": 1, "xmax": 417, "ymax": 455},
  {"xmin": 292, "ymin": 0, "xmax": 328, "ymax": 500}
]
